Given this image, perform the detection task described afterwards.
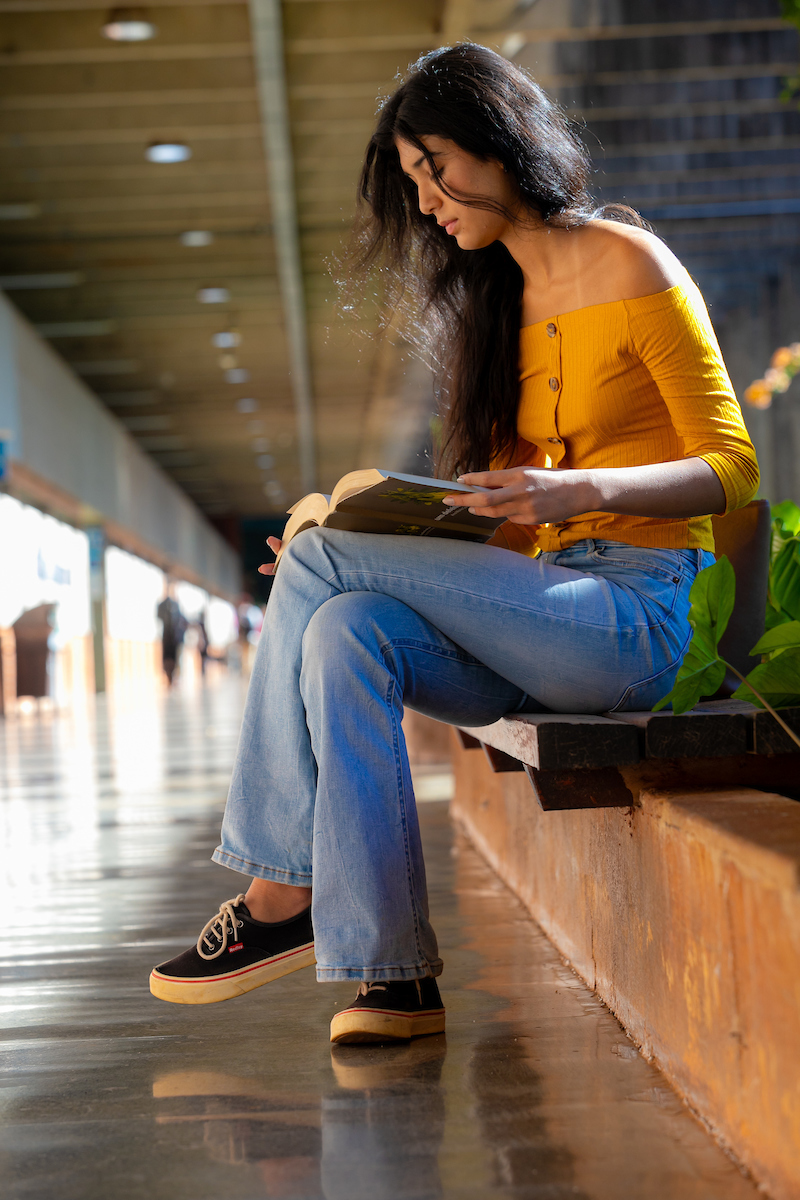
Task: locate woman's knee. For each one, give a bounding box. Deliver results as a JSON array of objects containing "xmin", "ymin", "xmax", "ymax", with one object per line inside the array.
[{"xmin": 300, "ymin": 592, "xmax": 409, "ymax": 685}]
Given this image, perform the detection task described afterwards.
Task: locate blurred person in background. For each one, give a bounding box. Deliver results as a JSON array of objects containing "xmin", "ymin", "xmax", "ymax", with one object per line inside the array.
[
  {"xmin": 149, "ymin": 45, "xmax": 758, "ymax": 1044},
  {"xmin": 156, "ymin": 583, "xmax": 187, "ymax": 687}
]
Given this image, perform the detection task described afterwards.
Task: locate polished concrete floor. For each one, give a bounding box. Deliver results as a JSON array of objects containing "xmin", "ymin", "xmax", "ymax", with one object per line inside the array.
[{"xmin": 1, "ymin": 674, "xmax": 760, "ymax": 1199}]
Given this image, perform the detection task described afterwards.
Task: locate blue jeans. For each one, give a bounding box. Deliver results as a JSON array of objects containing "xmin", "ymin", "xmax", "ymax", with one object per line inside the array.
[{"xmin": 213, "ymin": 529, "xmax": 713, "ymax": 982}]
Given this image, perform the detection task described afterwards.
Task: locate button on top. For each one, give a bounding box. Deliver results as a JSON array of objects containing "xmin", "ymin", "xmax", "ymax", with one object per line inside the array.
[
  {"xmin": 549, "ymin": 377, "xmax": 559, "ymax": 391},
  {"xmin": 547, "ymin": 437, "xmax": 562, "ymax": 445},
  {"xmin": 546, "ymin": 322, "xmax": 557, "ymax": 337}
]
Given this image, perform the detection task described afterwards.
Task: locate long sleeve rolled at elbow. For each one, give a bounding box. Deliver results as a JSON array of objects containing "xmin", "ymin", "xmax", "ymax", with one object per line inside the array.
[{"xmin": 700, "ymin": 448, "xmax": 760, "ymax": 515}]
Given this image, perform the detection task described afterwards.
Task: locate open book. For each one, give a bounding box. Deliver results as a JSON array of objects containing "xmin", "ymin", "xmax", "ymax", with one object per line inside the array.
[{"xmin": 277, "ymin": 469, "xmax": 504, "ymax": 561}]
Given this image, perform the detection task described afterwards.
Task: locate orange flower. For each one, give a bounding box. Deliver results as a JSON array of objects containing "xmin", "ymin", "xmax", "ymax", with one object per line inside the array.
[
  {"xmin": 744, "ymin": 380, "xmax": 772, "ymax": 408},
  {"xmin": 771, "ymin": 346, "xmax": 793, "ymax": 369}
]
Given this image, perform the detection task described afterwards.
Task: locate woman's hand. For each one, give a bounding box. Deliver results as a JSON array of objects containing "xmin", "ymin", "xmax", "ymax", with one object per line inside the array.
[
  {"xmin": 258, "ymin": 536, "xmax": 283, "ymax": 576},
  {"xmin": 445, "ymin": 458, "xmax": 727, "ymax": 524},
  {"xmin": 445, "ymin": 467, "xmax": 592, "ymax": 526}
]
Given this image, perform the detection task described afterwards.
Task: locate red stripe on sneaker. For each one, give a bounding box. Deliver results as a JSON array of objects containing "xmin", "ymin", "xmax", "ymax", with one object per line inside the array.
[
  {"xmin": 155, "ymin": 942, "xmax": 314, "ymax": 985},
  {"xmin": 339, "ymin": 1006, "xmax": 444, "ymax": 1019}
]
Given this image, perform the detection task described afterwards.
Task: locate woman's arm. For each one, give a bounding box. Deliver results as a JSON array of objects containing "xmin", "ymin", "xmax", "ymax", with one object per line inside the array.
[{"xmin": 446, "ymin": 457, "xmax": 726, "ymax": 526}]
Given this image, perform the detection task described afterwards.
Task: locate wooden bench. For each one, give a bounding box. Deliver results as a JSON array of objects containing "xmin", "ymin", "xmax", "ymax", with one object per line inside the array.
[{"xmin": 456, "ymin": 501, "xmax": 800, "ymax": 809}]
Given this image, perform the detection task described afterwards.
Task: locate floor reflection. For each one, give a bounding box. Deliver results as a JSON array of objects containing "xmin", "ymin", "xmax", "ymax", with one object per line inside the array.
[
  {"xmin": 469, "ymin": 1031, "xmax": 589, "ymax": 1199},
  {"xmin": 1, "ymin": 676, "xmax": 760, "ymax": 1199},
  {"xmin": 150, "ymin": 1037, "xmax": 446, "ymax": 1200}
]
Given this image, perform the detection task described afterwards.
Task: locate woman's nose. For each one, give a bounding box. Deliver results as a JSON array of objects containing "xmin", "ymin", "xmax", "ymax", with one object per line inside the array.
[{"xmin": 417, "ymin": 182, "xmax": 440, "ymax": 216}]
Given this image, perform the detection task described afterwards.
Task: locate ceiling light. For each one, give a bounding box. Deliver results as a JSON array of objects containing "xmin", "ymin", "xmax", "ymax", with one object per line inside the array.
[
  {"xmin": 251, "ymin": 437, "xmax": 270, "ymax": 452},
  {"xmin": 198, "ymin": 287, "xmax": 230, "ymax": 304},
  {"xmin": 235, "ymin": 397, "xmax": 259, "ymax": 413},
  {"xmin": 212, "ymin": 330, "xmax": 240, "ymax": 349},
  {"xmin": 146, "ymin": 142, "xmax": 191, "ymax": 164},
  {"xmin": 181, "ymin": 230, "xmax": 213, "ymax": 247},
  {"xmin": 103, "ymin": 9, "xmax": 157, "ymax": 41},
  {"xmin": 256, "ymin": 454, "xmax": 275, "ymax": 470},
  {"xmin": 264, "ymin": 480, "xmax": 285, "ymax": 500},
  {"xmin": 225, "ymin": 367, "xmax": 249, "ymax": 384},
  {"xmin": 246, "ymin": 419, "xmax": 264, "ymax": 433},
  {"xmin": 218, "ymin": 353, "xmax": 237, "ymax": 370}
]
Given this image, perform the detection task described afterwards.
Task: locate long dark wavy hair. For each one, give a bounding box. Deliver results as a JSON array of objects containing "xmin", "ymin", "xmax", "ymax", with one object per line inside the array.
[{"xmin": 342, "ymin": 43, "xmax": 647, "ymax": 477}]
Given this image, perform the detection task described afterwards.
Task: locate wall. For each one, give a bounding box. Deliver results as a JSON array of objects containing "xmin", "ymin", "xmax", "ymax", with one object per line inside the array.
[{"xmin": 0, "ymin": 292, "xmax": 240, "ymax": 598}]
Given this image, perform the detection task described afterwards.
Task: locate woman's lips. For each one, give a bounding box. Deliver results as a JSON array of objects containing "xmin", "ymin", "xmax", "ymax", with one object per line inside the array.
[{"xmin": 443, "ymin": 219, "xmax": 458, "ymax": 235}]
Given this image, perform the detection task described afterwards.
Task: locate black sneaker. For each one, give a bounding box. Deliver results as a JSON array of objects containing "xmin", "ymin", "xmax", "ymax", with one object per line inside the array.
[
  {"xmin": 330, "ymin": 977, "xmax": 445, "ymax": 1044},
  {"xmin": 149, "ymin": 894, "xmax": 315, "ymax": 1005}
]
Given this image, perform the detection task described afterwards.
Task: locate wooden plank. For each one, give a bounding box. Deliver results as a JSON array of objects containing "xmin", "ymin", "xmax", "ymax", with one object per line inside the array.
[
  {"xmin": 604, "ymin": 708, "xmax": 749, "ymax": 759},
  {"xmin": 455, "ymin": 729, "xmax": 481, "ymax": 751},
  {"xmin": 693, "ymin": 699, "xmax": 800, "ymax": 757},
  {"xmin": 524, "ymin": 766, "xmax": 634, "ymax": 811},
  {"xmin": 460, "ymin": 713, "xmax": 640, "ymax": 772},
  {"xmin": 482, "ymin": 744, "xmax": 525, "ymax": 774}
]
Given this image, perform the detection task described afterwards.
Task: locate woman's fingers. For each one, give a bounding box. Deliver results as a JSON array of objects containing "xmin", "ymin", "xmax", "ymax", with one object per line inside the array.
[{"xmin": 258, "ymin": 535, "xmax": 283, "ymax": 575}]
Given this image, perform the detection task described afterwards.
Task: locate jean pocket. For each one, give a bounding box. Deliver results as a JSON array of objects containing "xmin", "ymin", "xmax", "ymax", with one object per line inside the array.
[
  {"xmin": 589, "ymin": 544, "xmax": 686, "ymax": 584},
  {"xmin": 607, "ymin": 627, "xmax": 693, "ymax": 711}
]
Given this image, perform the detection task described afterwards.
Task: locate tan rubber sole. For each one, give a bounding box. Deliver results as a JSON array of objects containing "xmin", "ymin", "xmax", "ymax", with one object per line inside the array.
[
  {"xmin": 149, "ymin": 942, "xmax": 316, "ymax": 1004},
  {"xmin": 330, "ymin": 1006, "xmax": 445, "ymax": 1044}
]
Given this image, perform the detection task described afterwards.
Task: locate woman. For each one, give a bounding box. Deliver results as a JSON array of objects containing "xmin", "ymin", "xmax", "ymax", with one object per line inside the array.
[{"xmin": 149, "ymin": 45, "xmax": 758, "ymax": 1043}]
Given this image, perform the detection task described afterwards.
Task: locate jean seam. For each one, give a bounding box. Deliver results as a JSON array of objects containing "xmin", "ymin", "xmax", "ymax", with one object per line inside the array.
[
  {"xmin": 387, "ymin": 673, "xmax": 426, "ymax": 966},
  {"xmin": 379, "ymin": 637, "xmax": 482, "ymax": 667},
  {"xmin": 333, "ymin": 568, "xmax": 644, "ymax": 633},
  {"xmin": 606, "ymin": 622, "xmax": 694, "ymax": 711},
  {"xmin": 211, "ymin": 848, "xmax": 313, "ymax": 883}
]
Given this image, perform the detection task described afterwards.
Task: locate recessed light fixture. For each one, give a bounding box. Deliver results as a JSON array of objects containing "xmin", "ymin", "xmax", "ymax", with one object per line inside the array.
[
  {"xmin": 264, "ymin": 480, "xmax": 285, "ymax": 500},
  {"xmin": 218, "ymin": 353, "xmax": 237, "ymax": 370},
  {"xmin": 225, "ymin": 367, "xmax": 250, "ymax": 384},
  {"xmin": 256, "ymin": 453, "xmax": 275, "ymax": 470},
  {"xmin": 102, "ymin": 7, "xmax": 157, "ymax": 41},
  {"xmin": 197, "ymin": 287, "xmax": 230, "ymax": 304},
  {"xmin": 180, "ymin": 230, "xmax": 213, "ymax": 247},
  {"xmin": 235, "ymin": 397, "xmax": 259, "ymax": 413},
  {"xmin": 246, "ymin": 419, "xmax": 264, "ymax": 433},
  {"xmin": 146, "ymin": 142, "xmax": 191, "ymax": 164},
  {"xmin": 251, "ymin": 437, "xmax": 270, "ymax": 452},
  {"xmin": 212, "ymin": 330, "xmax": 240, "ymax": 349}
]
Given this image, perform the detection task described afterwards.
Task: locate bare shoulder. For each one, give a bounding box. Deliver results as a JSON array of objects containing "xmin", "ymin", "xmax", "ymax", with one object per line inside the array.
[{"xmin": 581, "ymin": 219, "xmax": 687, "ymax": 299}]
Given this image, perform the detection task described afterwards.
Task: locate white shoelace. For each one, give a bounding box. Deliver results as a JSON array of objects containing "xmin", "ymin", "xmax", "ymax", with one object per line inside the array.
[
  {"xmin": 196, "ymin": 893, "xmax": 247, "ymax": 961},
  {"xmin": 356, "ymin": 980, "xmax": 423, "ymax": 1001}
]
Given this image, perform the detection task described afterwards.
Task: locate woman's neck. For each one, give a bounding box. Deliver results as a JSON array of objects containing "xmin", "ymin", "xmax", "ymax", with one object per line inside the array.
[{"xmin": 501, "ymin": 217, "xmax": 685, "ymax": 327}]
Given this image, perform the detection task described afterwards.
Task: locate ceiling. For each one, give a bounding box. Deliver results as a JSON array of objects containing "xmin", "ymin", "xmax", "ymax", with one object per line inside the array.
[
  {"xmin": 0, "ymin": 0, "xmax": 517, "ymax": 522},
  {"xmin": 3, "ymin": 1, "xmax": 791, "ymax": 526}
]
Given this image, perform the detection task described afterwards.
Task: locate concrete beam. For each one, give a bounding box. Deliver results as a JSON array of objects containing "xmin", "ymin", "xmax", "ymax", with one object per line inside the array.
[{"xmin": 249, "ymin": 0, "xmax": 316, "ymax": 494}]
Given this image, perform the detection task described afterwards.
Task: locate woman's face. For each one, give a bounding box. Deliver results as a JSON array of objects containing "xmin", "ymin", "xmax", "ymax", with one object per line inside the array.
[{"xmin": 395, "ymin": 134, "xmax": 519, "ymax": 250}]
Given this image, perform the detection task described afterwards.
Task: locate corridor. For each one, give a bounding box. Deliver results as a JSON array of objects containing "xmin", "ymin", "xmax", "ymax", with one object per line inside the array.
[{"xmin": 1, "ymin": 676, "xmax": 759, "ymax": 1199}]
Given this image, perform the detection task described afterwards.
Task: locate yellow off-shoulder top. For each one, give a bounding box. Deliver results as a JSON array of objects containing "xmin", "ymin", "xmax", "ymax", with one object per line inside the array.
[{"xmin": 490, "ymin": 279, "xmax": 759, "ymax": 556}]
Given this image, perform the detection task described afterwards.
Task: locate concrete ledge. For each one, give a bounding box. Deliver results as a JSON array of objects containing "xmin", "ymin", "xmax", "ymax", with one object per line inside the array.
[{"xmin": 451, "ymin": 733, "xmax": 800, "ymax": 1200}]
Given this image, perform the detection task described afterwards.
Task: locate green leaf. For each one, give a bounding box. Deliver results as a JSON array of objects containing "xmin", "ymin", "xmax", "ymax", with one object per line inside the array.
[
  {"xmin": 781, "ymin": 0, "xmax": 800, "ymax": 28},
  {"xmin": 770, "ymin": 537, "xmax": 800, "ymax": 621},
  {"xmin": 771, "ymin": 499, "xmax": 800, "ymax": 537},
  {"xmin": 686, "ymin": 555, "xmax": 736, "ymax": 650},
  {"xmin": 764, "ymin": 602, "xmax": 792, "ymax": 632},
  {"xmin": 750, "ymin": 620, "xmax": 800, "ymax": 658},
  {"xmin": 654, "ymin": 660, "xmax": 727, "ymax": 715},
  {"xmin": 732, "ymin": 647, "xmax": 800, "ymax": 709}
]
